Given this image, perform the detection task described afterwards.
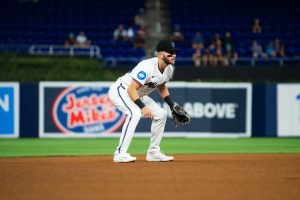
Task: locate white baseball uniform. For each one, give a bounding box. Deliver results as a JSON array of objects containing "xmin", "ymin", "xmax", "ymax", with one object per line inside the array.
[{"xmin": 108, "ymin": 57, "xmax": 174, "ymax": 154}]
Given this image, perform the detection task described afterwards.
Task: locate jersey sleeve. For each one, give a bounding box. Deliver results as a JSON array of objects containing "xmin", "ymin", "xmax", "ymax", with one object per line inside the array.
[
  {"xmin": 166, "ymin": 65, "xmax": 174, "ymax": 82},
  {"xmin": 129, "ymin": 61, "xmax": 151, "ymax": 85}
]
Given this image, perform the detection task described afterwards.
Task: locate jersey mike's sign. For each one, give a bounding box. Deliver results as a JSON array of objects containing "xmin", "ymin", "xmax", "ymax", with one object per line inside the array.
[
  {"xmin": 53, "ymin": 87, "xmax": 124, "ymax": 133},
  {"xmin": 39, "ymin": 82, "xmax": 251, "ymax": 138},
  {"xmin": 40, "ymin": 82, "xmax": 125, "ymax": 137}
]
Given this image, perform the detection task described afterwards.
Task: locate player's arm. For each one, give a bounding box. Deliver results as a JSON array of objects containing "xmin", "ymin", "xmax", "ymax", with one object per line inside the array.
[
  {"xmin": 157, "ymin": 83, "xmax": 170, "ymax": 99},
  {"xmin": 128, "ymin": 80, "xmax": 153, "ymax": 119},
  {"xmin": 157, "ymin": 83, "xmax": 175, "ymax": 110},
  {"xmin": 127, "ymin": 80, "xmax": 142, "ymax": 102}
]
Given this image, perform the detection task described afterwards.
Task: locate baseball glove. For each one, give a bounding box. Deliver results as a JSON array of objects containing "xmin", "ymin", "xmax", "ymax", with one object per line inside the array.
[{"xmin": 171, "ymin": 104, "xmax": 191, "ymax": 126}]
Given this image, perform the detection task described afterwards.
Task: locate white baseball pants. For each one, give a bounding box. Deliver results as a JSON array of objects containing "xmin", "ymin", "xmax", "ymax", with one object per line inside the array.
[{"xmin": 108, "ymin": 81, "xmax": 167, "ymax": 154}]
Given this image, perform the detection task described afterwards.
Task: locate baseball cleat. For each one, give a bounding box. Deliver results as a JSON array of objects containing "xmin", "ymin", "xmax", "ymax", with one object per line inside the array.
[
  {"xmin": 113, "ymin": 153, "xmax": 137, "ymax": 163},
  {"xmin": 146, "ymin": 151, "xmax": 174, "ymax": 162}
]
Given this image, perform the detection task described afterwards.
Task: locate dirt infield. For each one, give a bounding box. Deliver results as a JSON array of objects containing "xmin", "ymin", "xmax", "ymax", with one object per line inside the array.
[{"xmin": 0, "ymin": 154, "xmax": 299, "ymax": 200}]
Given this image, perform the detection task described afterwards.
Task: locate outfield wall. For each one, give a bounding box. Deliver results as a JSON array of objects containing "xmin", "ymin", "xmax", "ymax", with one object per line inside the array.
[
  {"xmin": 277, "ymin": 84, "xmax": 300, "ymax": 137},
  {"xmin": 38, "ymin": 82, "xmax": 251, "ymax": 138},
  {"xmin": 0, "ymin": 83, "xmax": 19, "ymax": 138},
  {"xmin": 0, "ymin": 82, "xmax": 299, "ymax": 138}
]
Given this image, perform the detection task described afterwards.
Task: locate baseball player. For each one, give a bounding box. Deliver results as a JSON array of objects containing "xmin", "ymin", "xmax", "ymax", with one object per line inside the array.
[{"xmin": 108, "ymin": 39, "xmax": 179, "ymax": 163}]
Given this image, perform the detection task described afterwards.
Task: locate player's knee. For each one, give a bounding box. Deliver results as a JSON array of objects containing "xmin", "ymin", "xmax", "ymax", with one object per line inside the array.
[
  {"xmin": 131, "ymin": 108, "xmax": 142, "ymax": 119},
  {"xmin": 157, "ymin": 109, "xmax": 167, "ymax": 120}
]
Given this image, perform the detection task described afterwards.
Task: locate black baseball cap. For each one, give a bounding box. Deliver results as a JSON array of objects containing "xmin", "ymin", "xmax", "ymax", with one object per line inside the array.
[{"xmin": 156, "ymin": 39, "xmax": 180, "ymax": 54}]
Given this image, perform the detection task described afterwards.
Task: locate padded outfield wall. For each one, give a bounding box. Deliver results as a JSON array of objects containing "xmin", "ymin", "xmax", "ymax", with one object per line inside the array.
[
  {"xmin": 0, "ymin": 81, "xmax": 299, "ymax": 138},
  {"xmin": 38, "ymin": 82, "xmax": 251, "ymax": 138},
  {"xmin": 0, "ymin": 83, "xmax": 19, "ymax": 138}
]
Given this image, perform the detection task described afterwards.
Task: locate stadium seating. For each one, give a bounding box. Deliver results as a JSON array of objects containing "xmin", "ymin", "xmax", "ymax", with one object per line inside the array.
[
  {"xmin": 0, "ymin": 0, "xmax": 299, "ymax": 66},
  {"xmin": 0, "ymin": 0, "xmax": 146, "ymax": 64},
  {"xmin": 170, "ymin": 0, "xmax": 300, "ymax": 64}
]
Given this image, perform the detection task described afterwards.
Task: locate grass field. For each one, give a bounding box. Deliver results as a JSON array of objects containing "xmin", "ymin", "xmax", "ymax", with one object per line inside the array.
[{"xmin": 1, "ymin": 138, "xmax": 300, "ymax": 157}]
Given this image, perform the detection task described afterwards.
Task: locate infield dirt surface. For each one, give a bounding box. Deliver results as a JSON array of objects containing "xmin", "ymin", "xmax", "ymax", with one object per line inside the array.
[{"xmin": 1, "ymin": 154, "xmax": 299, "ymax": 200}]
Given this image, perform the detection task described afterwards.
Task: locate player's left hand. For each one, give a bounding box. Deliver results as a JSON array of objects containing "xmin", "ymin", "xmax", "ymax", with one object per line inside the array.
[{"xmin": 171, "ymin": 104, "xmax": 190, "ymax": 126}]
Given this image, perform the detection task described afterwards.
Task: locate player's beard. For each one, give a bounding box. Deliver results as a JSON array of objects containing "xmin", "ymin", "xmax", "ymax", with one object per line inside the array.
[{"xmin": 162, "ymin": 56, "xmax": 174, "ymax": 65}]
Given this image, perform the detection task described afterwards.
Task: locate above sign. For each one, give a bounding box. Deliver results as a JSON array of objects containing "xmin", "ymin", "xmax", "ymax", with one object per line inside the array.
[{"xmin": 136, "ymin": 82, "xmax": 252, "ymax": 137}]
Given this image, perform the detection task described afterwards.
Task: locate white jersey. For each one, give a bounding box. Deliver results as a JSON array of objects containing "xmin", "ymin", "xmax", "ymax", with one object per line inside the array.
[{"xmin": 118, "ymin": 57, "xmax": 174, "ymax": 97}]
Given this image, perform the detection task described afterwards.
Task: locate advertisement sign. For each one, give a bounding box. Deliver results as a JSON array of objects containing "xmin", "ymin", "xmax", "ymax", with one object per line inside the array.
[
  {"xmin": 39, "ymin": 82, "xmax": 125, "ymax": 137},
  {"xmin": 40, "ymin": 82, "xmax": 251, "ymax": 138},
  {"xmin": 277, "ymin": 84, "xmax": 300, "ymax": 137},
  {"xmin": 136, "ymin": 83, "xmax": 252, "ymax": 137},
  {"xmin": 0, "ymin": 83, "xmax": 19, "ymax": 138}
]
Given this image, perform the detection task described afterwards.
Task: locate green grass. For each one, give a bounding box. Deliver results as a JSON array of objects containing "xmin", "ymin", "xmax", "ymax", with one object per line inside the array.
[{"xmin": 0, "ymin": 138, "xmax": 300, "ymax": 158}]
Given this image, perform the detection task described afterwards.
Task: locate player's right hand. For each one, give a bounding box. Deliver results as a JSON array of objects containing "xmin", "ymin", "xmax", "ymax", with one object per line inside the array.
[{"xmin": 141, "ymin": 107, "xmax": 153, "ymax": 119}]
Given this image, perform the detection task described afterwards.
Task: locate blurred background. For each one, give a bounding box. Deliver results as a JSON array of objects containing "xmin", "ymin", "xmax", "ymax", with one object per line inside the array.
[
  {"xmin": 1, "ymin": 0, "xmax": 299, "ymax": 71},
  {"xmin": 0, "ymin": 0, "xmax": 300, "ymax": 138}
]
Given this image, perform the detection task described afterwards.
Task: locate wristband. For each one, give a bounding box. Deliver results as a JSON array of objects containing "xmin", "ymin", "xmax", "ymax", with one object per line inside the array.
[
  {"xmin": 164, "ymin": 95, "xmax": 175, "ymax": 108},
  {"xmin": 134, "ymin": 98, "xmax": 145, "ymax": 109}
]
